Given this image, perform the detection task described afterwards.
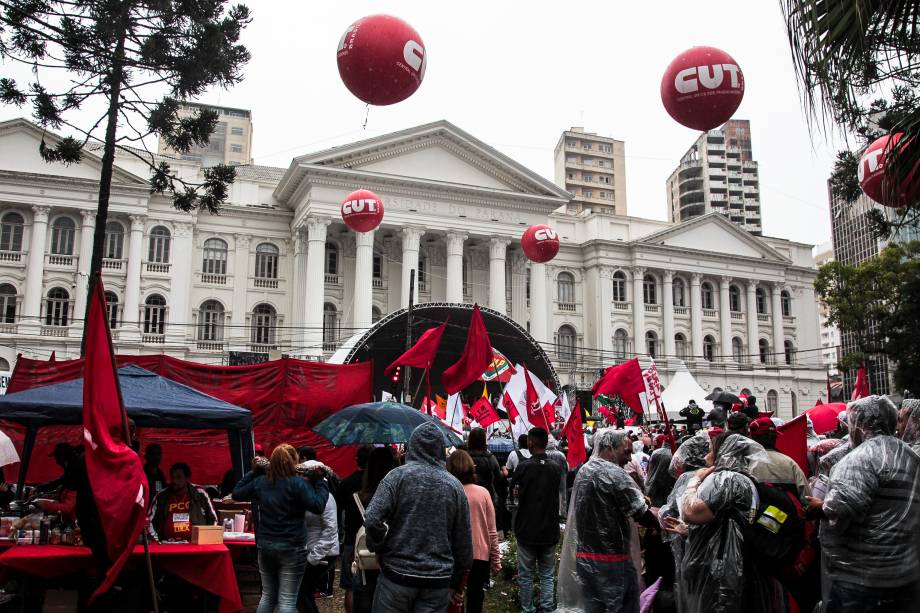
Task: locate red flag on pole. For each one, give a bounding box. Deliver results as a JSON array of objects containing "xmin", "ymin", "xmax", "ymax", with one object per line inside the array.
[
  {"xmin": 502, "ymin": 391, "xmax": 520, "ymax": 424},
  {"xmin": 523, "ymin": 364, "xmax": 552, "ymax": 431},
  {"xmin": 469, "ymin": 384, "xmax": 500, "ymax": 427},
  {"xmin": 592, "ymin": 358, "xmax": 646, "ymax": 415},
  {"xmin": 562, "ymin": 402, "xmax": 587, "ymax": 468},
  {"xmin": 776, "ymin": 414, "xmax": 808, "ymax": 473},
  {"xmin": 851, "ymin": 366, "xmax": 869, "ymax": 401},
  {"xmin": 385, "ymin": 319, "xmax": 448, "ymax": 375},
  {"xmin": 442, "ymin": 305, "xmax": 492, "ymax": 395},
  {"xmin": 83, "ymin": 277, "xmax": 148, "ymax": 601}
]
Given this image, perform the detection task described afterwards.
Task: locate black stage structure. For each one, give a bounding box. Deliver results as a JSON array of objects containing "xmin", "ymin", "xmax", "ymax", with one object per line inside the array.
[{"xmin": 335, "ymin": 303, "xmax": 560, "ymax": 403}]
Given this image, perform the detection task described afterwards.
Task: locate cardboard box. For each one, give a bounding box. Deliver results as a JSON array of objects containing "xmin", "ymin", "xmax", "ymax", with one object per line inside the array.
[{"xmin": 191, "ymin": 525, "xmax": 224, "ymax": 545}]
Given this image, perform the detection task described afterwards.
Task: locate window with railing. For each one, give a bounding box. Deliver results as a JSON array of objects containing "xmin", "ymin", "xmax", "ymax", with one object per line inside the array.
[
  {"xmin": 148, "ymin": 226, "xmax": 171, "ymax": 263},
  {"xmin": 732, "ymin": 337, "xmax": 744, "ymax": 361},
  {"xmin": 756, "ymin": 288, "xmax": 767, "ymax": 314},
  {"xmin": 557, "ymin": 325, "xmax": 577, "ymax": 362},
  {"xmin": 614, "ymin": 329, "xmax": 629, "ymax": 359},
  {"xmin": 781, "ymin": 290, "xmax": 792, "ymax": 317},
  {"xmin": 557, "ymin": 272, "xmax": 575, "ymax": 305},
  {"xmin": 612, "ymin": 271, "xmax": 626, "ymax": 302},
  {"xmin": 325, "ymin": 243, "xmax": 338, "ymax": 275},
  {"xmin": 643, "ymin": 275, "xmax": 657, "ymax": 305},
  {"xmin": 143, "ymin": 294, "xmax": 166, "ymax": 335},
  {"xmin": 104, "ymin": 291, "xmax": 119, "ymax": 329},
  {"xmin": 323, "ymin": 303, "xmax": 338, "ymax": 350},
  {"xmin": 45, "ymin": 287, "xmax": 70, "ymax": 326},
  {"xmin": 255, "ymin": 243, "xmax": 279, "ymax": 280},
  {"xmin": 675, "ymin": 333, "xmax": 688, "ymax": 360},
  {"xmin": 0, "ymin": 284, "xmax": 16, "ymax": 323},
  {"xmin": 251, "ymin": 303, "xmax": 277, "ymax": 345},
  {"xmin": 759, "ymin": 338, "xmax": 770, "ymax": 364},
  {"xmin": 703, "ymin": 335, "xmax": 716, "ymax": 362},
  {"xmin": 418, "ymin": 256, "xmax": 427, "ymax": 291},
  {"xmin": 701, "ymin": 282, "xmax": 714, "ymax": 310},
  {"xmin": 729, "ymin": 285, "xmax": 741, "ymax": 312},
  {"xmin": 672, "ymin": 278, "xmax": 686, "ymax": 307},
  {"xmin": 767, "ymin": 390, "xmax": 779, "ymax": 412},
  {"xmin": 202, "ymin": 238, "xmax": 228, "ymax": 275},
  {"xmin": 645, "ymin": 331, "xmax": 658, "ymax": 359},
  {"xmin": 198, "ymin": 300, "xmax": 225, "ymax": 342},
  {"xmin": 784, "ymin": 340, "xmax": 796, "ymax": 365},
  {"xmin": 50, "ymin": 217, "xmax": 75, "ymax": 255},
  {"xmin": 104, "ymin": 222, "xmax": 124, "ymax": 260},
  {"xmin": 0, "ymin": 213, "xmax": 24, "ymax": 253}
]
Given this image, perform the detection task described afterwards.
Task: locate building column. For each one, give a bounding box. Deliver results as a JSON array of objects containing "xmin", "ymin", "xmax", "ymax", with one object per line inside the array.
[
  {"xmin": 303, "ymin": 217, "xmax": 330, "ymax": 354},
  {"xmin": 445, "ymin": 232, "xmax": 467, "ymax": 303},
  {"xmin": 401, "ymin": 227, "xmax": 424, "ymax": 308},
  {"xmin": 530, "ymin": 261, "xmax": 548, "ymax": 343},
  {"xmin": 510, "ymin": 252, "xmax": 528, "ymax": 327},
  {"xmin": 663, "ymin": 270, "xmax": 675, "ymax": 362},
  {"xmin": 632, "ymin": 267, "xmax": 646, "ymax": 355},
  {"xmin": 771, "ymin": 282, "xmax": 785, "ymax": 364},
  {"xmin": 354, "ymin": 230, "xmax": 375, "ymax": 330},
  {"xmin": 230, "ymin": 234, "xmax": 251, "ymax": 330},
  {"xmin": 719, "ymin": 276, "xmax": 733, "ymax": 362},
  {"xmin": 168, "ymin": 222, "xmax": 194, "ymax": 342},
  {"xmin": 690, "ymin": 273, "xmax": 704, "ymax": 361},
  {"xmin": 73, "ymin": 210, "xmax": 96, "ymax": 325},
  {"xmin": 746, "ymin": 280, "xmax": 758, "ymax": 362},
  {"xmin": 598, "ymin": 267, "xmax": 614, "ymax": 352},
  {"xmin": 23, "ymin": 205, "xmax": 50, "ymax": 325},
  {"xmin": 122, "ymin": 215, "xmax": 146, "ymax": 332},
  {"xmin": 290, "ymin": 228, "xmax": 306, "ymax": 348},
  {"xmin": 489, "ymin": 238, "xmax": 510, "ymax": 313}
]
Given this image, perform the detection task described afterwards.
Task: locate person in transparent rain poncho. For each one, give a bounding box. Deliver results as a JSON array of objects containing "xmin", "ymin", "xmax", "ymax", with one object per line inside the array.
[
  {"xmin": 897, "ymin": 398, "xmax": 920, "ymax": 454},
  {"xmin": 666, "ymin": 433, "xmax": 776, "ymax": 613},
  {"xmin": 805, "ymin": 395, "xmax": 920, "ymax": 613},
  {"xmin": 557, "ymin": 429, "xmax": 660, "ymax": 613}
]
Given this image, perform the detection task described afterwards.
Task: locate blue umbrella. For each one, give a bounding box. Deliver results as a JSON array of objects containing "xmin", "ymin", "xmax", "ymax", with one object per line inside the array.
[{"xmin": 313, "ymin": 401, "xmax": 463, "ymax": 447}]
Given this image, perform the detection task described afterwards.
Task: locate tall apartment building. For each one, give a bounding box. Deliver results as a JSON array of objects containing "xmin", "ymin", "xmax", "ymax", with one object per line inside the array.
[
  {"xmin": 157, "ymin": 102, "xmax": 253, "ymax": 167},
  {"xmin": 812, "ymin": 241, "xmax": 840, "ymax": 375},
  {"xmin": 553, "ymin": 127, "xmax": 627, "ymax": 215},
  {"xmin": 666, "ymin": 119, "xmax": 762, "ymax": 235}
]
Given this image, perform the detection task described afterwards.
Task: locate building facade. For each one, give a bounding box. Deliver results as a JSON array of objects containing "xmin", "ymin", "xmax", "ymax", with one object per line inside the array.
[
  {"xmin": 666, "ymin": 119, "xmax": 762, "ymax": 235},
  {"xmin": 157, "ymin": 102, "xmax": 253, "ymax": 167},
  {"xmin": 553, "ymin": 127, "xmax": 627, "ymax": 215},
  {"xmin": 812, "ymin": 240, "xmax": 839, "ymax": 375},
  {"xmin": 0, "ymin": 118, "xmax": 826, "ymax": 418}
]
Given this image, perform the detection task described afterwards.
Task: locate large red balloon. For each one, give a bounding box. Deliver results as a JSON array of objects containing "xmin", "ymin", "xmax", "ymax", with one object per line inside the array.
[
  {"xmin": 336, "ymin": 14, "xmax": 426, "ymax": 106},
  {"xmin": 522, "ymin": 225, "xmax": 560, "ymax": 263},
  {"xmin": 858, "ymin": 133, "xmax": 919, "ymax": 207},
  {"xmin": 661, "ymin": 46, "xmax": 744, "ymax": 131},
  {"xmin": 341, "ymin": 189, "xmax": 384, "ymax": 232}
]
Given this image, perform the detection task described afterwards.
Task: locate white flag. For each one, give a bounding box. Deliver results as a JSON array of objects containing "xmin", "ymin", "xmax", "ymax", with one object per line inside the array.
[
  {"xmin": 445, "ymin": 393, "xmax": 465, "ymax": 433},
  {"xmin": 559, "ymin": 391, "xmax": 572, "ymax": 423}
]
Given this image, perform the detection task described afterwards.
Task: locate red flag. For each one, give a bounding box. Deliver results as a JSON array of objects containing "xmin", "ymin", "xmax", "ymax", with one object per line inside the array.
[
  {"xmin": 434, "ymin": 395, "xmax": 448, "ymax": 420},
  {"xmin": 502, "ymin": 391, "xmax": 520, "ymax": 424},
  {"xmin": 469, "ymin": 384, "xmax": 500, "ymax": 427},
  {"xmin": 592, "ymin": 358, "xmax": 646, "ymax": 415},
  {"xmin": 851, "ymin": 366, "xmax": 869, "ymax": 401},
  {"xmin": 83, "ymin": 278, "xmax": 148, "ymax": 601},
  {"xmin": 523, "ymin": 364, "xmax": 552, "ymax": 430},
  {"xmin": 48, "ymin": 350, "xmax": 56, "ymax": 362},
  {"xmin": 442, "ymin": 305, "xmax": 492, "ymax": 395},
  {"xmin": 385, "ymin": 319, "xmax": 448, "ymax": 375},
  {"xmin": 562, "ymin": 402, "xmax": 587, "ymax": 468},
  {"xmin": 776, "ymin": 414, "xmax": 808, "ymax": 473}
]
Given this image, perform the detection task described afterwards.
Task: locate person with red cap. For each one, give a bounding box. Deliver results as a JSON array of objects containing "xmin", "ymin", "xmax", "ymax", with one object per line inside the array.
[{"xmin": 748, "ymin": 417, "xmax": 811, "ymax": 504}]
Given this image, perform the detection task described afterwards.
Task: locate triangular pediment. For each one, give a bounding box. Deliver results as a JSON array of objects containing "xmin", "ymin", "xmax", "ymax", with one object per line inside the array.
[
  {"xmin": 0, "ymin": 118, "xmax": 148, "ymax": 186},
  {"xmin": 637, "ymin": 213, "xmax": 790, "ymax": 262}
]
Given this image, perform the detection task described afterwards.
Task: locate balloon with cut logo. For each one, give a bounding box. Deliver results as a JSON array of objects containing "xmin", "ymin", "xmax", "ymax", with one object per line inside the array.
[
  {"xmin": 336, "ymin": 14, "xmax": 426, "ymax": 106},
  {"xmin": 522, "ymin": 225, "xmax": 560, "ymax": 263},
  {"xmin": 661, "ymin": 46, "xmax": 744, "ymax": 131},
  {"xmin": 858, "ymin": 133, "xmax": 919, "ymax": 207},
  {"xmin": 341, "ymin": 189, "xmax": 384, "ymax": 232}
]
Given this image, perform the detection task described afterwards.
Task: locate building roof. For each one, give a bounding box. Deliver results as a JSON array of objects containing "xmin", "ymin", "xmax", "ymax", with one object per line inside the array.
[{"xmin": 232, "ymin": 164, "xmax": 286, "ymax": 182}]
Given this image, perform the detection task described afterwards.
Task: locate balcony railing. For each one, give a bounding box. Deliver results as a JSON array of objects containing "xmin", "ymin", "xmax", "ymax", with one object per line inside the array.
[
  {"xmin": 757, "ymin": 314, "xmax": 769, "ymax": 323},
  {"xmin": 196, "ymin": 341, "xmax": 224, "ymax": 351},
  {"xmin": 644, "ymin": 304, "xmax": 660, "ymax": 314},
  {"xmin": 463, "ymin": 282, "xmax": 472, "ymax": 297},
  {"xmin": 0, "ymin": 323, "xmax": 17, "ymax": 334},
  {"xmin": 142, "ymin": 333, "xmax": 165, "ymax": 344},
  {"xmin": 102, "ymin": 258, "xmax": 124, "ymax": 271},
  {"xmin": 47, "ymin": 254, "xmax": 74, "ymax": 267},
  {"xmin": 146, "ymin": 262, "xmax": 170, "ymax": 273},
  {"xmin": 201, "ymin": 273, "xmax": 227, "ymax": 285},
  {"xmin": 372, "ymin": 278, "xmax": 384, "ymax": 289},
  {"xmin": 613, "ymin": 301, "xmax": 630, "ymax": 311},
  {"xmin": 249, "ymin": 343, "xmax": 277, "ymax": 353},
  {"xmin": 324, "ymin": 273, "xmax": 341, "ymax": 285},
  {"xmin": 41, "ymin": 325, "xmax": 69, "ymax": 337},
  {"xmin": 254, "ymin": 277, "xmax": 279, "ymax": 289},
  {"xmin": 783, "ymin": 316, "xmax": 796, "ymax": 325},
  {"xmin": 558, "ymin": 302, "xmax": 576, "ymax": 312},
  {"xmin": 731, "ymin": 312, "xmax": 744, "ymax": 320},
  {"xmin": 674, "ymin": 306, "xmax": 689, "ymax": 315},
  {"xmin": 0, "ymin": 251, "xmax": 22, "ymax": 262},
  {"xmin": 702, "ymin": 308, "xmax": 718, "ymax": 318},
  {"xmin": 322, "ymin": 341, "xmax": 337, "ymax": 352}
]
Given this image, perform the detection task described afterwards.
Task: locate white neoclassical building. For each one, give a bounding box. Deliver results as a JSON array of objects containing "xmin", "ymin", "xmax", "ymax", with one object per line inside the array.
[{"xmin": 0, "ymin": 118, "xmax": 826, "ymax": 417}]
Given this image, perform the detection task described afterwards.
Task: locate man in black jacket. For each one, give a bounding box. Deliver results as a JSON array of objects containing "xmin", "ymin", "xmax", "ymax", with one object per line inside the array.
[
  {"xmin": 679, "ymin": 400, "xmax": 704, "ymax": 433},
  {"xmin": 509, "ymin": 428, "xmax": 563, "ymax": 613}
]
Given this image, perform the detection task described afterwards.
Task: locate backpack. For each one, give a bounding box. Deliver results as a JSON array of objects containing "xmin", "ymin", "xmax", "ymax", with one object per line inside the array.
[
  {"xmin": 743, "ymin": 481, "xmax": 806, "ymax": 572},
  {"xmin": 350, "ymin": 492, "xmax": 379, "ymax": 585}
]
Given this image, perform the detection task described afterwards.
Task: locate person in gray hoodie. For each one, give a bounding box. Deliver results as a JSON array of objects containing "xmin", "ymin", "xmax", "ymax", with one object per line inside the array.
[{"xmin": 364, "ymin": 421, "xmax": 473, "ymax": 612}]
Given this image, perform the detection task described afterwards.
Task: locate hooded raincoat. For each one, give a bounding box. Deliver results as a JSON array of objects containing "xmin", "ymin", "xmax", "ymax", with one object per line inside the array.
[
  {"xmin": 645, "ymin": 447, "xmax": 675, "ymax": 508},
  {"xmin": 900, "ymin": 398, "xmax": 920, "ymax": 453}
]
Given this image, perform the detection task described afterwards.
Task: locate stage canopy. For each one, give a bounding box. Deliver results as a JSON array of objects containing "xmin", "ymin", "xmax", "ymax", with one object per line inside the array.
[{"xmin": 660, "ymin": 366, "xmax": 714, "ymax": 417}]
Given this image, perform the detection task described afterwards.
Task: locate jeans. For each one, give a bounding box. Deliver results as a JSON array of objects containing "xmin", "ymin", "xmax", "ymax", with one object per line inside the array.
[
  {"xmin": 372, "ymin": 572, "xmax": 452, "ymax": 613},
  {"xmin": 465, "ymin": 559, "xmax": 490, "ymax": 613},
  {"xmin": 826, "ymin": 581, "xmax": 916, "ymax": 613},
  {"xmin": 517, "ymin": 543, "xmax": 555, "ymax": 613},
  {"xmin": 256, "ymin": 544, "xmax": 308, "ymax": 613},
  {"xmin": 576, "ymin": 558, "xmax": 639, "ymax": 613}
]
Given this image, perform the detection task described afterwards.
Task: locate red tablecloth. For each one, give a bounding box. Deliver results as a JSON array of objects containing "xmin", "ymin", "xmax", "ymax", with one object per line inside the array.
[{"xmin": 0, "ymin": 543, "xmax": 242, "ymax": 612}]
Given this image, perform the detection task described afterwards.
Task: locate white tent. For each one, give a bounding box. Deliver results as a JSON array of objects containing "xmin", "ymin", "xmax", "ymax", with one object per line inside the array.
[{"xmin": 660, "ymin": 367, "xmax": 714, "ymax": 418}]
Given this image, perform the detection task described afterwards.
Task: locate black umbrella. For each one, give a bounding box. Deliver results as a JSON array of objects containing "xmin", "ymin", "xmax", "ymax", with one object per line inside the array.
[
  {"xmin": 705, "ymin": 390, "xmax": 741, "ymax": 406},
  {"xmin": 313, "ymin": 401, "xmax": 463, "ymax": 447}
]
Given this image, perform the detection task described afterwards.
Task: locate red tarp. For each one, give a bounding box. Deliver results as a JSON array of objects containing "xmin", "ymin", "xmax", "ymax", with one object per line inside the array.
[{"xmin": 2, "ymin": 354, "xmax": 373, "ymax": 485}]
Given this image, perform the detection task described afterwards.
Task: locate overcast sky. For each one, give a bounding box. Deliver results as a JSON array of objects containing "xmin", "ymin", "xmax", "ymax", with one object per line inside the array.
[{"xmin": 1, "ymin": 1, "xmax": 844, "ymax": 247}]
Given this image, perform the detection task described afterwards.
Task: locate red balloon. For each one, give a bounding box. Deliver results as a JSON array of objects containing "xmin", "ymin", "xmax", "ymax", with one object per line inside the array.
[
  {"xmin": 661, "ymin": 46, "xmax": 744, "ymax": 131},
  {"xmin": 336, "ymin": 14, "xmax": 426, "ymax": 106},
  {"xmin": 341, "ymin": 189, "xmax": 384, "ymax": 232},
  {"xmin": 521, "ymin": 225, "xmax": 560, "ymax": 263},
  {"xmin": 858, "ymin": 133, "xmax": 919, "ymax": 207}
]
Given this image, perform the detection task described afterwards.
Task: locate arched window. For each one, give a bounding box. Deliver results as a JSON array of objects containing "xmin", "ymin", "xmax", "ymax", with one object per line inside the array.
[
  {"xmin": 322, "ymin": 303, "xmax": 337, "ymax": 347},
  {"xmin": 643, "ymin": 274, "xmax": 657, "ymax": 305},
  {"xmin": 784, "ymin": 340, "xmax": 795, "ymax": 365},
  {"xmin": 0, "ymin": 358, "xmax": 9, "ymax": 371},
  {"xmin": 143, "ymin": 294, "xmax": 166, "ymax": 335},
  {"xmin": 672, "ymin": 278, "xmax": 686, "ymax": 307},
  {"xmin": 558, "ymin": 325, "xmax": 577, "ymax": 361},
  {"xmin": 0, "ymin": 284, "xmax": 16, "ymax": 323},
  {"xmin": 148, "ymin": 226, "xmax": 171, "ymax": 263},
  {"xmin": 104, "ymin": 291, "xmax": 119, "ymax": 329},
  {"xmin": 251, "ymin": 303, "xmax": 277, "ymax": 345},
  {"xmin": 104, "ymin": 222, "xmax": 124, "ymax": 260},
  {"xmin": 198, "ymin": 300, "xmax": 224, "ymax": 341},
  {"xmin": 613, "ymin": 329, "xmax": 629, "ymax": 358},
  {"xmin": 701, "ymin": 282, "xmax": 714, "ymax": 310},
  {"xmin": 756, "ymin": 288, "xmax": 767, "ymax": 314},
  {"xmin": 324, "ymin": 242, "xmax": 338, "ymax": 275},
  {"xmin": 703, "ymin": 335, "xmax": 716, "ymax": 361},
  {"xmin": 645, "ymin": 330, "xmax": 658, "ymax": 359},
  {"xmin": 255, "ymin": 243, "xmax": 279, "ymax": 279},
  {"xmin": 202, "ymin": 238, "xmax": 228, "ymax": 275},
  {"xmin": 781, "ymin": 290, "xmax": 792, "ymax": 317},
  {"xmin": 759, "ymin": 338, "xmax": 770, "ymax": 364},
  {"xmin": 371, "ymin": 306, "xmax": 382, "ymax": 324},
  {"xmin": 50, "ymin": 217, "xmax": 75, "ymax": 255},
  {"xmin": 45, "ymin": 287, "xmax": 70, "ymax": 326},
  {"xmin": 675, "ymin": 333, "xmax": 688, "ymax": 360},
  {"xmin": 612, "ymin": 271, "xmax": 626, "ymax": 302},
  {"xmin": 557, "ymin": 272, "xmax": 575, "ymax": 304},
  {"xmin": 732, "ymin": 337, "xmax": 744, "ymax": 361},
  {"xmin": 0, "ymin": 213, "xmax": 24, "ymax": 252},
  {"xmin": 767, "ymin": 390, "xmax": 779, "ymax": 413},
  {"xmin": 729, "ymin": 285, "xmax": 741, "ymax": 312}
]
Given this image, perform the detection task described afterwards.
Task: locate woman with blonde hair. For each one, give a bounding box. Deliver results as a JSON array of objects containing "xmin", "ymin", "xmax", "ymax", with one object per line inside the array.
[{"xmin": 233, "ymin": 443, "xmax": 330, "ymax": 613}]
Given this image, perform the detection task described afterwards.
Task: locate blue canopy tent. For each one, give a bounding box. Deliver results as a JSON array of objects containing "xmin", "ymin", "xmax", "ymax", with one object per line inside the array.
[{"xmin": 0, "ymin": 365, "xmax": 254, "ymax": 496}]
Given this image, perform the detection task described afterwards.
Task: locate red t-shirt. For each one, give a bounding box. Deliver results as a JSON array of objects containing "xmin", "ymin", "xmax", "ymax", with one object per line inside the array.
[{"xmin": 162, "ymin": 488, "xmax": 191, "ymax": 541}]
